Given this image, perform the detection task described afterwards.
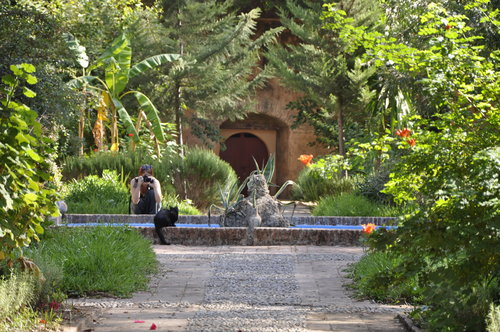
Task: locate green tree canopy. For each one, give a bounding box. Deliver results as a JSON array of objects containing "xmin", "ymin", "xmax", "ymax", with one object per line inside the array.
[
  {"xmin": 265, "ymin": 0, "xmax": 381, "ymax": 155},
  {"xmin": 131, "ymin": 0, "xmax": 283, "ymax": 146}
]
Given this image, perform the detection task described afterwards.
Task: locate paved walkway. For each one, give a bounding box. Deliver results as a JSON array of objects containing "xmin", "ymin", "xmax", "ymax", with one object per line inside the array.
[{"xmin": 71, "ymin": 246, "xmax": 409, "ymax": 332}]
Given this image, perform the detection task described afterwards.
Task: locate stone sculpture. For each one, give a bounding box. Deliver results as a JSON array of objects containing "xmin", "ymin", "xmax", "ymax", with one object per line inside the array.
[{"xmin": 221, "ymin": 173, "xmax": 290, "ymax": 228}]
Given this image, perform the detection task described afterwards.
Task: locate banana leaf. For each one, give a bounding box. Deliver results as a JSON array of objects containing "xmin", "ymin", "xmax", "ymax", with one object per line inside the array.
[
  {"xmin": 62, "ymin": 32, "xmax": 89, "ymax": 69},
  {"xmin": 103, "ymin": 39, "xmax": 132, "ymax": 96},
  {"xmin": 112, "ymin": 97, "xmax": 139, "ymax": 140},
  {"xmin": 66, "ymin": 76, "xmax": 100, "ymax": 90},
  {"xmin": 133, "ymin": 92, "xmax": 165, "ymax": 142},
  {"xmin": 129, "ymin": 54, "xmax": 181, "ymax": 79}
]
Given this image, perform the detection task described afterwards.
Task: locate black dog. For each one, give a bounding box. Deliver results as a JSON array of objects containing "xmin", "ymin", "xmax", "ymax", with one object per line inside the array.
[{"xmin": 154, "ymin": 206, "xmax": 179, "ymax": 245}]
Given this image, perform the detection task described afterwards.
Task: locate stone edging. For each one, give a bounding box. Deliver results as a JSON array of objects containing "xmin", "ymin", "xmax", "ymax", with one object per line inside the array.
[
  {"xmin": 64, "ymin": 214, "xmax": 397, "ymax": 226},
  {"xmin": 137, "ymin": 227, "xmax": 363, "ymax": 246}
]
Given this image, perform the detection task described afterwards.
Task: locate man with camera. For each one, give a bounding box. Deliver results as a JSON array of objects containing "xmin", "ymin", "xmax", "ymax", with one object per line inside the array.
[{"xmin": 130, "ymin": 164, "xmax": 162, "ymax": 214}]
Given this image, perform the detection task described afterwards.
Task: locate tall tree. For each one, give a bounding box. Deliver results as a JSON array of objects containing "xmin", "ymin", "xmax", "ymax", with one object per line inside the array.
[
  {"xmin": 265, "ymin": 0, "xmax": 380, "ymax": 156},
  {"xmin": 132, "ymin": 0, "xmax": 283, "ymax": 147}
]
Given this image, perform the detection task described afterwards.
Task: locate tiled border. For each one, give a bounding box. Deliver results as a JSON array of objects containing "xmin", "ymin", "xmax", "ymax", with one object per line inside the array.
[{"xmin": 64, "ymin": 214, "xmax": 398, "ymax": 226}]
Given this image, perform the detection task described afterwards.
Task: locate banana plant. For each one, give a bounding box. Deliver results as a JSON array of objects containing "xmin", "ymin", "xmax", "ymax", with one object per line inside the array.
[{"xmin": 64, "ymin": 32, "xmax": 180, "ymax": 154}]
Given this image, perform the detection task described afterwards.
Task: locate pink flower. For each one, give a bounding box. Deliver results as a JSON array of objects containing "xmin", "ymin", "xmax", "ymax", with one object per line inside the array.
[
  {"xmin": 134, "ymin": 320, "xmax": 145, "ymax": 323},
  {"xmin": 49, "ymin": 300, "xmax": 60, "ymax": 310},
  {"xmin": 150, "ymin": 323, "xmax": 157, "ymax": 330}
]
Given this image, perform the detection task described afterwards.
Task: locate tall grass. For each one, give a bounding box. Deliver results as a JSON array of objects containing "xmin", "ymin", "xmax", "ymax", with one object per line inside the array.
[
  {"xmin": 27, "ymin": 226, "xmax": 157, "ymax": 298},
  {"xmin": 293, "ymin": 167, "xmax": 360, "ymax": 202},
  {"xmin": 313, "ymin": 193, "xmax": 409, "ymax": 217},
  {"xmin": 350, "ymin": 251, "xmax": 422, "ymax": 304}
]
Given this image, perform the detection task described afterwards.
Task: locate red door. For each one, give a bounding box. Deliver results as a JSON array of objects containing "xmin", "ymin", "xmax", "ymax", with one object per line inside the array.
[{"xmin": 220, "ymin": 133, "xmax": 269, "ymax": 182}]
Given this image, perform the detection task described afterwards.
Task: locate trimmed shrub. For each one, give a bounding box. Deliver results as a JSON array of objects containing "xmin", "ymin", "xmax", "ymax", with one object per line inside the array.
[{"xmin": 171, "ymin": 147, "xmax": 237, "ymax": 210}]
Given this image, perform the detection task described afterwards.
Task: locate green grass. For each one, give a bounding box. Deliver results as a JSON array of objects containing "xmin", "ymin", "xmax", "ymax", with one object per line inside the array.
[
  {"xmin": 349, "ymin": 251, "xmax": 422, "ymax": 304},
  {"xmin": 312, "ymin": 193, "xmax": 411, "ymax": 217},
  {"xmin": 27, "ymin": 226, "xmax": 157, "ymax": 298}
]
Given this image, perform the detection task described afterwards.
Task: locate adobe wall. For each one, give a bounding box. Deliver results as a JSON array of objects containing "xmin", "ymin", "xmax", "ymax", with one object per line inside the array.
[{"xmin": 183, "ymin": 78, "xmax": 332, "ymax": 186}]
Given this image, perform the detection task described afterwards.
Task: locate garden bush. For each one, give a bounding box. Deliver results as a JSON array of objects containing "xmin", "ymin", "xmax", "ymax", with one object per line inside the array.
[
  {"xmin": 0, "ymin": 64, "xmax": 59, "ymax": 262},
  {"xmin": 350, "ymin": 251, "xmax": 422, "ymax": 304},
  {"xmin": 27, "ymin": 226, "xmax": 157, "ymax": 297},
  {"xmin": 63, "ymin": 170, "xmax": 130, "ymax": 214},
  {"xmin": 293, "ymin": 167, "xmax": 360, "ymax": 202},
  {"xmin": 364, "ymin": 2, "xmax": 500, "ymax": 329},
  {"xmin": 312, "ymin": 193, "xmax": 408, "ymax": 217},
  {"xmin": 171, "ymin": 147, "xmax": 238, "ymax": 210},
  {"xmin": 0, "ymin": 272, "xmax": 36, "ymax": 322}
]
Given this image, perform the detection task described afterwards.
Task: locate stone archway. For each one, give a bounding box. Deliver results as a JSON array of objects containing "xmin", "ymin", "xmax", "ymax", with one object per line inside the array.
[{"xmin": 219, "ymin": 132, "xmax": 269, "ymax": 182}]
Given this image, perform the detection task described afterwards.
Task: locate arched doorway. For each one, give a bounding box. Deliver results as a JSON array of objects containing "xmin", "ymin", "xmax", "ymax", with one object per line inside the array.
[{"xmin": 220, "ymin": 132, "xmax": 269, "ymax": 182}]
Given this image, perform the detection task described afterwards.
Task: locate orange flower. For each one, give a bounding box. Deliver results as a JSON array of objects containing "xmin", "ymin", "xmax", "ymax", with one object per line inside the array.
[
  {"xmin": 298, "ymin": 154, "xmax": 313, "ymax": 166},
  {"xmin": 40, "ymin": 319, "xmax": 46, "ymax": 324},
  {"xmin": 406, "ymin": 139, "xmax": 416, "ymax": 147},
  {"xmin": 395, "ymin": 128, "xmax": 412, "ymax": 138},
  {"xmin": 361, "ymin": 223, "xmax": 376, "ymax": 234}
]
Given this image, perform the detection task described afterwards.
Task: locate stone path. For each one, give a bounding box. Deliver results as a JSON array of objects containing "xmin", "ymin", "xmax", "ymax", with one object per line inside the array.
[{"xmin": 70, "ymin": 246, "xmax": 409, "ymax": 331}]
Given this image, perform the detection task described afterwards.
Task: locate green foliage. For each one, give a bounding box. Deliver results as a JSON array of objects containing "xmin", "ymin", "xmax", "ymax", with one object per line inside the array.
[
  {"xmin": 161, "ymin": 195, "xmax": 201, "ymax": 216},
  {"xmin": 144, "ymin": 0, "xmax": 283, "ymax": 145},
  {"xmin": 63, "ymin": 170, "xmax": 130, "ymax": 214},
  {"xmin": 293, "ymin": 166, "xmax": 360, "ymax": 202},
  {"xmin": 364, "ymin": 1, "xmax": 500, "ymax": 330},
  {"xmin": 172, "ymin": 147, "xmax": 238, "ymax": 210},
  {"xmin": 312, "ymin": 193, "xmax": 408, "ymax": 217},
  {"xmin": 66, "ymin": 32, "xmax": 180, "ymax": 154},
  {"xmin": 0, "ymin": 64, "xmax": 59, "ymax": 262},
  {"xmin": 27, "ymin": 226, "xmax": 157, "ymax": 298},
  {"xmin": 350, "ymin": 251, "xmax": 422, "ymax": 303},
  {"xmin": 267, "ymin": 0, "xmax": 381, "ymax": 153},
  {"xmin": 0, "ymin": 272, "xmax": 36, "ymax": 322},
  {"xmin": 487, "ymin": 303, "xmax": 500, "ymax": 332}
]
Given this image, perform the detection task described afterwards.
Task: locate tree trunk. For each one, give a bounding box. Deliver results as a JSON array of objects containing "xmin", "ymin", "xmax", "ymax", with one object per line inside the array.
[
  {"xmin": 337, "ymin": 103, "xmax": 348, "ymax": 177},
  {"xmin": 78, "ymin": 109, "xmax": 85, "ymax": 156},
  {"xmin": 337, "ymin": 105, "xmax": 346, "ymax": 157}
]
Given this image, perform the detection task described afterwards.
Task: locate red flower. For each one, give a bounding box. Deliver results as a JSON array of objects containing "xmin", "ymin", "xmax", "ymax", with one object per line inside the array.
[
  {"xmin": 395, "ymin": 128, "xmax": 411, "ymax": 138},
  {"xmin": 93, "ymin": 148, "xmax": 98, "ymax": 152},
  {"xmin": 298, "ymin": 154, "xmax": 313, "ymax": 166},
  {"xmin": 49, "ymin": 300, "xmax": 60, "ymax": 310},
  {"xmin": 40, "ymin": 319, "xmax": 46, "ymax": 324},
  {"xmin": 361, "ymin": 223, "xmax": 376, "ymax": 234},
  {"xmin": 445, "ymin": 24, "xmax": 452, "ymax": 30},
  {"xmin": 150, "ymin": 323, "xmax": 157, "ymax": 330},
  {"xmin": 128, "ymin": 133, "xmax": 134, "ymax": 137},
  {"xmin": 406, "ymin": 139, "xmax": 416, "ymax": 147}
]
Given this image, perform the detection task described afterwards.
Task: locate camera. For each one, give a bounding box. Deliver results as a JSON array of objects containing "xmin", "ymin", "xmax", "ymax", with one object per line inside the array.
[{"xmin": 143, "ymin": 175, "xmax": 154, "ymax": 183}]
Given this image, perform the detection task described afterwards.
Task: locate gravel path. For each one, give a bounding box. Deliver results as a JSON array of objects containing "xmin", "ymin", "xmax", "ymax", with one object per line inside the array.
[{"xmin": 69, "ymin": 246, "xmax": 408, "ymax": 331}]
